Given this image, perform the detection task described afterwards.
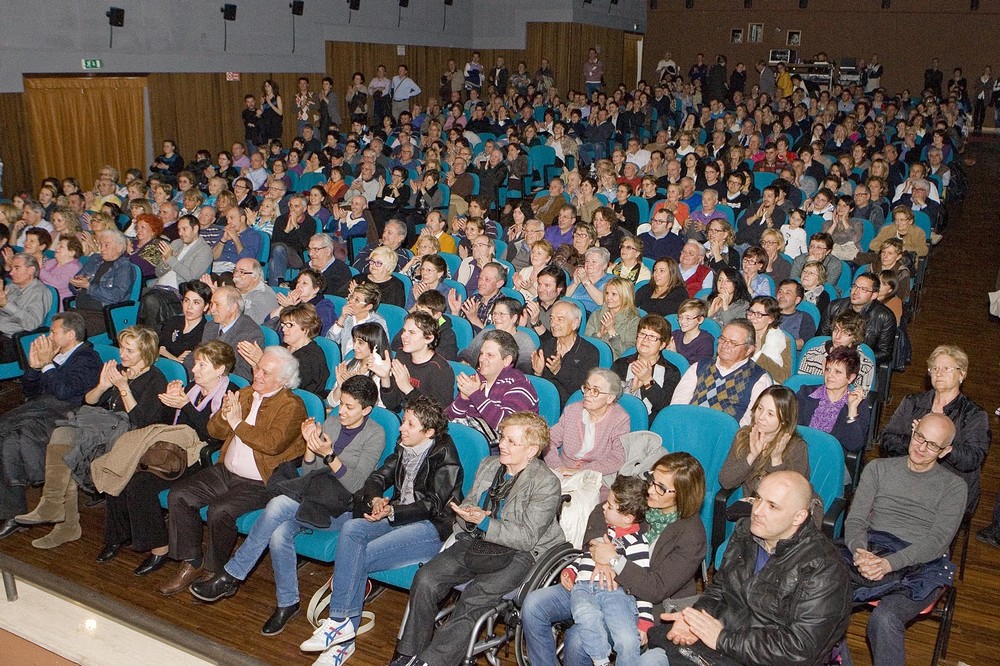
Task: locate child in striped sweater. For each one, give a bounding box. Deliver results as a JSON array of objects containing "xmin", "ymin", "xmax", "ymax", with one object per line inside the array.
[{"xmin": 561, "ymin": 475, "xmax": 652, "ymax": 666}]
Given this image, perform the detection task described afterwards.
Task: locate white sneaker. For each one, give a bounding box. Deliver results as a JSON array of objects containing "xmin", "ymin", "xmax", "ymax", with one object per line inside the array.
[
  {"xmin": 930, "ymin": 232, "xmax": 943, "ymax": 245},
  {"xmin": 300, "ymin": 617, "xmax": 356, "ymax": 652},
  {"xmin": 313, "ymin": 641, "xmax": 356, "ymax": 666}
]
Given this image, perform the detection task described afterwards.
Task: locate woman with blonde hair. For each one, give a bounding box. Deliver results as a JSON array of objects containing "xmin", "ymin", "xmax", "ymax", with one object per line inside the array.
[
  {"xmin": 760, "ymin": 228, "xmax": 792, "ymax": 283},
  {"xmin": 513, "ymin": 239, "xmax": 554, "ymax": 300},
  {"xmin": 584, "ymin": 277, "xmax": 641, "ymax": 359}
]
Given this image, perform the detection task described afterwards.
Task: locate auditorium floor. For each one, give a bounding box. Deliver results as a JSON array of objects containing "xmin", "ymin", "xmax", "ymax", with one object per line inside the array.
[{"xmin": 1, "ymin": 139, "xmax": 999, "ymax": 665}]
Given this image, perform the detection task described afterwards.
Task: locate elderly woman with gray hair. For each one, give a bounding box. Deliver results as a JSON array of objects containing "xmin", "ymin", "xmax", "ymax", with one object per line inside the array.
[
  {"xmin": 545, "ymin": 367, "xmax": 628, "ymax": 482},
  {"xmin": 69, "ymin": 228, "xmax": 136, "ymax": 335},
  {"xmin": 566, "ymin": 246, "xmax": 613, "ymax": 313}
]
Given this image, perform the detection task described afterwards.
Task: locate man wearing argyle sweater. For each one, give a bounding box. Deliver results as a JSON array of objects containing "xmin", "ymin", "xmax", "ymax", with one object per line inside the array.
[{"xmin": 670, "ymin": 319, "xmax": 773, "ymax": 426}]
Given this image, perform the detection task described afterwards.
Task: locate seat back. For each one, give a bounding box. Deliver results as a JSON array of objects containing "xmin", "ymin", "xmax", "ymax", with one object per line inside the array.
[
  {"xmin": 652, "ymin": 405, "xmax": 741, "ymax": 566},
  {"xmin": 371, "ymin": 406, "xmax": 401, "ymax": 466},
  {"xmin": 439, "ymin": 252, "xmax": 462, "ymax": 277},
  {"xmin": 262, "ymin": 325, "xmax": 280, "ymax": 348},
  {"xmin": 798, "ymin": 425, "xmax": 846, "ymax": 534},
  {"xmin": 581, "ymin": 335, "xmax": 613, "ymax": 368},
  {"xmin": 527, "ymin": 375, "xmax": 561, "ymax": 426},
  {"xmin": 796, "ymin": 301, "xmax": 821, "ymax": 328},
  {"xmin": 228, "ymin": 373, "xmax": 250, "ymax": 388},
  {"xmin": 293, "ymin": 388, "xmax": 327, "ymax": 421},
  {"xmin": 445, "ymin": 313, "xmax": 474, "ymax": 353},
  {"xmin": 93, "ymin": 343, "xmax": 121, "ymax": 363},
  {"xmin": 783, "ymin": 373, "xmax": 823, "ymax": 393},
  {"xmin": 154, "ymin": 358, "xmax": 188, "ymax": 384},
  {"xmin": 313, "ymin": 336, "xmax": 342, "ymax": 392},
  {"xmin": 753, "ymin": 171, "xmax": 778, "ymax": 191},
  {"xmin": 450, "ymin": 422, "xmax": 491, "ymax": 497},
  {"xmin": 628, "ymin": 196, "xmax": 651, "ymax": 225},
  {"xmin": 442, "ymin": 278, "xmax": 467, "ymax": 301},
  {"xmin": 378, "ymin": 304, "xmax": 408, "ymax": 340}
]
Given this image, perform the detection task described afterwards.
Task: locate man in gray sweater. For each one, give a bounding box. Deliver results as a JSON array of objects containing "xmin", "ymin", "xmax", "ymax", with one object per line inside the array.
[
  {"xmin": 0, "ymin": 254, "xmax": 51, "ymax": 362},
  {"xmin": 845, "ymin": 413, "xmax": 966, "ymax": 666}
]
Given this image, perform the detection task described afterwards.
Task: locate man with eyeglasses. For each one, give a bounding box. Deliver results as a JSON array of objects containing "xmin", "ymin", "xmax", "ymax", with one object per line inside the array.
[
  {"xmin": 543, "ymin": 205, "xmax": 577, "ymax": 250},
  {"xmin": 509, "ymin": 219, "xmax": 545, "ymax": 270},
  {"xmin": 819, "ymin": 273, "xmax": 896, "ymax": 364},
  {"xmin": 843, "ymin": 413, "xmax": 965, "ymax": 666},
  {"xmin": 639, "ymin": 210, "xmax": 684, "ymax": 262},
  {"xmin": 188, "ymin": 285, "xmax": 263, "ymax": 381},
  {"xmin": 243, "ymin": 152, "xmax": 269, "ymax": 192},
  {"xmin": 139, "ymin": 214, "xmax": 214, "ymax": 329},
  {"xmin": 670, "ymin": 319, "xmax": 773, "ymax": 426},
  {"xmin": 851, "ymin": 183, "xmax": 884, "ymax": 229},
  {"xmin": 307, "ymin": 233, "xmax": 352, "ymax": 298},
  {"xmin": 352, "ymin": 219, "xmax": 412, "ymax": 273}
]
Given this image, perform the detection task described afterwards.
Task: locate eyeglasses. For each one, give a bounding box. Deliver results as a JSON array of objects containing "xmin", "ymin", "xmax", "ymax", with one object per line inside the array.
[
  {"xmin": 279, "ymin": 321, "xmax": 297, "ymax": 329},
  {"xmin": 369, "ymin": 260, "xmax": 384, "ymax": 268},
  {"xmin": 580, "ymin": 384, "xmax": 612, "ymax": 397},
  {"xmin": 620, "ymin": 244, "xmax": 638, "ymax": 251},
  {"xmin": 718, "ymin": 336, "xmax": 749, "ymax": 347},
  {"xmin": 636, "ymin": 331, "xmax": 661, "ymax": 342},
  {"xmin": 912, "ymin": 426, "xmax": 947, "ymax": 453},
  {"xmin": 928, "ymin": 366, "xmax": 962, "ymax": 375},
  {"xmin": 746, "ymin": 309, "xmax": 770, "ymax": 319},
  {"xmin": 642, "ymin": 471, "xmax": 676, "ymax": 496},
  {"xmin": 234, "ymin": 269, "xmax": 255, "ymax": 275},
  {"xmin": 851, "ymin": 284, "xmax": 875, "ymax": 293}
]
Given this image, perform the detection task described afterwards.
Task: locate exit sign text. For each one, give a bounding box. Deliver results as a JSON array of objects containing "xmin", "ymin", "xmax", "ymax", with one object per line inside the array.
[{"xmin": 82, "ymin": 59, "xmax": 103, "ymax": 70}]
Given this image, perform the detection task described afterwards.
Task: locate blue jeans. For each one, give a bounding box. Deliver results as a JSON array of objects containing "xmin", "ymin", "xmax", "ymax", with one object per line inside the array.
[
  {"xmin": 585, "ymin": 82, "xmax": 602, "ymax": 98},
  {"xmin": 571, "ymin": 581, "xmax": 641, "ymax": 665},
  {"xmin": 267, "ymin": 242, "xmax": 304, "ymax": 285},
  {"xmin": 328, "ymin": 517, "xmax": 442, "ymax": 628},
  {"xmin": 522, "ymin": 583, "xmax": 668, "ymax": 666},
  {"xmin": 224, "ymin": 495, "xmax": 350, "ymax": 607}
]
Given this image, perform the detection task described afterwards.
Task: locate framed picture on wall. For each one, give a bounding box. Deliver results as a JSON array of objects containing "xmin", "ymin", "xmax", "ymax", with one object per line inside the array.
[
  {"xmin": 731, "ymin": 29, "xmax": 743, "ymax": 44},
  {"xmin": 748, "ymin": 23, "xmax": 763, "ymax": 43},
  {"xmin": 787, "ymin": 30, "xmax": 801, "ymax": 46}
]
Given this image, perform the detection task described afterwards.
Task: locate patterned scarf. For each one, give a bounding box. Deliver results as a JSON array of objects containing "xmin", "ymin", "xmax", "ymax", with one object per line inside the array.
[{"xmin": 645, "ymin": 508, "xmax": 678, "ymax": 544}]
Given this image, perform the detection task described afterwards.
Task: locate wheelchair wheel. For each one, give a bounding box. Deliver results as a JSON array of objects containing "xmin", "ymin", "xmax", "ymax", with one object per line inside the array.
[{"xmin": 513, "ymin": 543, "xmax": 581, "ymax": 665}]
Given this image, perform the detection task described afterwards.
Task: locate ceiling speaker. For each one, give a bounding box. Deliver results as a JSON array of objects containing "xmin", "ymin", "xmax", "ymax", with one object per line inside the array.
[
  {"xmin": 106, "ymin": 7, "xmax": 124, "ymax": 26},
  {"xmin": 290, "ymin": 1, "xmax": 304, "ymax": 15},
  {"xmin": 221, "ymin": 4, "xmax": 237, "ymax": 20}
]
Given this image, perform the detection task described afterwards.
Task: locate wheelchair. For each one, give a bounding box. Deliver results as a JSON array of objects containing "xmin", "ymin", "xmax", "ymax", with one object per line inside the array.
[{"xmin": 396, "ymin": 541, "xmax": 581, "ymax": 666}]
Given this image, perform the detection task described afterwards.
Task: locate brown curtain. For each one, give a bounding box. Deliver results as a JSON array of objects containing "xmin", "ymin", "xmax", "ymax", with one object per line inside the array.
[{"xmin": 24, "ymin": 76, "xmax": 146, "ymax": 187}]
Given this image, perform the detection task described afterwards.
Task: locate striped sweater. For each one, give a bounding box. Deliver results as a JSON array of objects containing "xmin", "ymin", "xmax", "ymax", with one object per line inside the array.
[
  {"xmin": 566, "ymin": 523, "xmax": 653, "ymax": 632},
  {"xmin": 445, "ymin": 365, "xmax": 539, "ymax": 431}
]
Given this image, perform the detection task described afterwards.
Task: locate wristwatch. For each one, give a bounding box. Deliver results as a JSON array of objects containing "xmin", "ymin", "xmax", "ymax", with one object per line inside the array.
[
  {"xmin": 323, "ymin": 452, "xmax": 336, "ymax": 465},
  {"xmin": 610, "ymin": 554, "xmax": 624, "ymax": 569}
]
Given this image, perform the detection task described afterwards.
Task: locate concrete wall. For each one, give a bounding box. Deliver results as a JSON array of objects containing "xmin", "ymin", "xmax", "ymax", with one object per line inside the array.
[{"xmin": 0, "ymin": 0, "xmax": 646, "ymax": 92}]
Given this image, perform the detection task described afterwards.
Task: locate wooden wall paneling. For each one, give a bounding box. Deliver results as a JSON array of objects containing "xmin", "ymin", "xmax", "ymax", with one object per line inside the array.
[
  {"xmin": 325, "ymin": 22, "xmax": 628, "ymax": 112},
  {"xmin": 0, "ymin": 92, "xmax": 34, "ymax": 195}
]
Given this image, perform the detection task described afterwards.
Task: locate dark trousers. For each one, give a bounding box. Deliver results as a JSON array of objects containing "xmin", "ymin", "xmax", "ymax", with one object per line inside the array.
[
  {"xmin": 0, "ymin": 482, "xmax": 28, "ymax": 520},
  {"xmin": 862, "ymin": 589, "xmax": 939, "ymax": 666},
  {"xmin": 646, "ymin": 637, "xmax": 744, "ymax": 666},
  {"xmin": 973, "ymin": 98, "xmax": 988, "ymax": 131},
  {"xmin": 166, "ymin": 463, "xmax": 269, "ymax": 573},
  {"xmin": 104, "ymin": 463, "xmax": 201, "ymax": 552},
  {"xmin": 73, "ymin": 304, "xmax": 107, "ymax": 336},
  {"xmin": 0, "ymin": 335, "xmax": 19, "ymax": 363},
  {"xmin": 397, "ymin": 538, "xmax": 535, "ymax": 666}
]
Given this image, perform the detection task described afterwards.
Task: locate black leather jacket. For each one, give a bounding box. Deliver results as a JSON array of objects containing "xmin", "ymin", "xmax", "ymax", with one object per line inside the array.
[
  {"xmin": 820, "ymin": 298, "xmax": 897, "ymax": 364},
  {"xmin": 696, "ymin": 518, "xmax": 852, "ymax": 666},
  {"xmin": 353, "ymin": 433, "xmax": 463, "ymax": 540}
]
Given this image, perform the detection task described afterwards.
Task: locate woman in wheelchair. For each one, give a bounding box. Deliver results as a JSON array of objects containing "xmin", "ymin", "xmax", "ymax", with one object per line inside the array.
[
  {"xmin": 392, "ymin": 412, "xmax": 565, "ymax": 666},
  {"xmin": 520, "ymin": 452, "xmax": 707, "ymax": 666}
]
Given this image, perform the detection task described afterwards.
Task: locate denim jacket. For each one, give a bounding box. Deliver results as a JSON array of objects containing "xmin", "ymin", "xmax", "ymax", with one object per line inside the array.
[
  {"xmin": 73, "ymin": 255, "xmax": 135, "ymax": 305},
  {"xmin": 70, "ymin": 254, "xmax": 135, "ymax": 305}
]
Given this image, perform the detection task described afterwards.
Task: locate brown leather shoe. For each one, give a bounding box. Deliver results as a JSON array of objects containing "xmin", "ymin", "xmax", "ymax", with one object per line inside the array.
[{"xmin": 158, "ymin": 562, "xmax": 204, "ymax": 596}]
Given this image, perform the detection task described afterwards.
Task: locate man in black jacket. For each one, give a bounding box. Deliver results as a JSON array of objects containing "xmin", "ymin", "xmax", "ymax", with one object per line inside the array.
[
  {"xmin": 0, "ymin": 312, "xmax": 102, "ymax": 538},
  {"xmin": 651, "ymin": 471, "xmax": 851, "ymax": 665},
  {"xmin": 820, "ymin": 273, "xmax": 897, "ymax": 364}
]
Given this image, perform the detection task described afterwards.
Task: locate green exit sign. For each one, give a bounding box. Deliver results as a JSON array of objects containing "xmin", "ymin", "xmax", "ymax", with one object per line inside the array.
[{"xmin": 81, "ymin": 58, "xmax": 103, "ymax": 70}]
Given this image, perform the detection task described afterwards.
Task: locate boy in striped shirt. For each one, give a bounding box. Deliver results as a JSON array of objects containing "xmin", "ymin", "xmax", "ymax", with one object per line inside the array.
[{"xmin": 561, "ymin": 475, "xmax": 652, "ymax": 666}]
